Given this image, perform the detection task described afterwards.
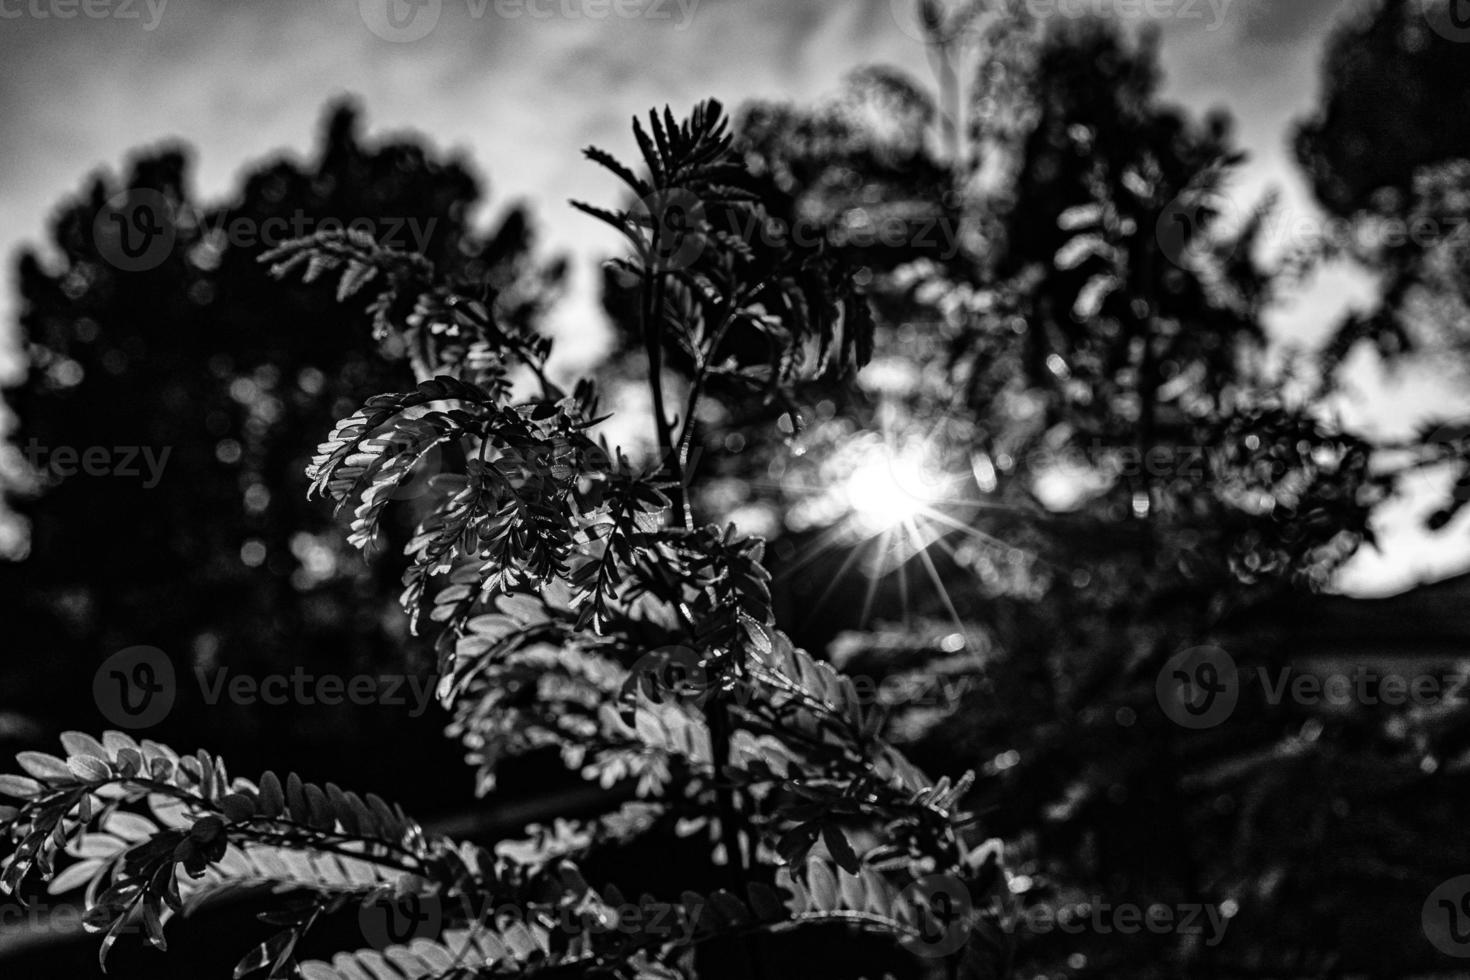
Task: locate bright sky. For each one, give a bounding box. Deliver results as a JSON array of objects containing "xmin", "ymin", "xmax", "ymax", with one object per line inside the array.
[{"xmin": 1, "ymin": 0, "xmax": 1466, "ymax": 594}]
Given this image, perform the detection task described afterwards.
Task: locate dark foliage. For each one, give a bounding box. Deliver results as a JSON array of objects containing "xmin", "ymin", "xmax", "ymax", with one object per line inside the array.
[
  {"xmin": 0, "ymin": 102, "xmax": 563, "ymax": 798},
  {"xmin": 2, "ymin": 101, "xmax": 1015, "ymax": 980}
]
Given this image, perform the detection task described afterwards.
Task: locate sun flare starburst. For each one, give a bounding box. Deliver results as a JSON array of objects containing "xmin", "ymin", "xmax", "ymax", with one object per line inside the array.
[{"xmin": 844, "ymin": 445, "xmax": 944, "ymax": 533}]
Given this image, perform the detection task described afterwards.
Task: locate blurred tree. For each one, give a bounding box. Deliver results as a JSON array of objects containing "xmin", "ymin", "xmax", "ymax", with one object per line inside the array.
[
  {"xmin": 1294, "ymin": 0, "xmax": 1470, "ymax": 535},
  {"xmin": 581, "ymin": 6, "xmax": 1464, "ymax": 977},
  {"xmin": 721, "ymin": 11, "xmax": 1372, "ymax": 618},
  {"xmin": 1294, "ymin": 0, "xmax": 1470, "ymax": 364},
  {"xmin": 0, "ymin": 102, "xmax": 565, "ymax": 802},
  {"xmin": 1295, "ymin": 0, "xmax": 1470, "ymax": 221}
]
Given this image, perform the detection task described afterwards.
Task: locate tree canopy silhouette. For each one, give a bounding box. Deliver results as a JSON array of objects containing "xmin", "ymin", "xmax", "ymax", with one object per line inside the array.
[{"xmin": 0, "ymin": 102, "xmax": 564, "ymax": 799}]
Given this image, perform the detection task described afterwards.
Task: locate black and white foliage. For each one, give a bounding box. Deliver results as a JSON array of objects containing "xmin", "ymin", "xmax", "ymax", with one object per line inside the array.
[{"xmin": 1, "ymin": 102, "xmax": 1010, "ymax": 980}]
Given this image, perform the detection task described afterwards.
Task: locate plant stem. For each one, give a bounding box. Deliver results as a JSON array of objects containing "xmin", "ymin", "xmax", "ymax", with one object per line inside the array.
[
  {"xmin": 641, "ymin": 261, "xmax": 691, "ymax": 530},
  {"xmin": 706, "ymin": 694, "xmax": 745, "ymax": 888},
  {"xmin": 707, "ymin": 690, "xmax": 760, "ymax": 980},
  {"xmin": 674, "ymin": 305, "xmax": 737, "ymax": 478}
]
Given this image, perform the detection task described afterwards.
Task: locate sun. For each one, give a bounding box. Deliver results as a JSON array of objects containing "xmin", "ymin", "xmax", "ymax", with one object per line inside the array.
[
  {"xmin": 844, "ymin": 445, "xmax": 943, "ymax": 533},
  {"xmin": 772, "ymin": 417, "xmax": 1025, "ymax": 638}
]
